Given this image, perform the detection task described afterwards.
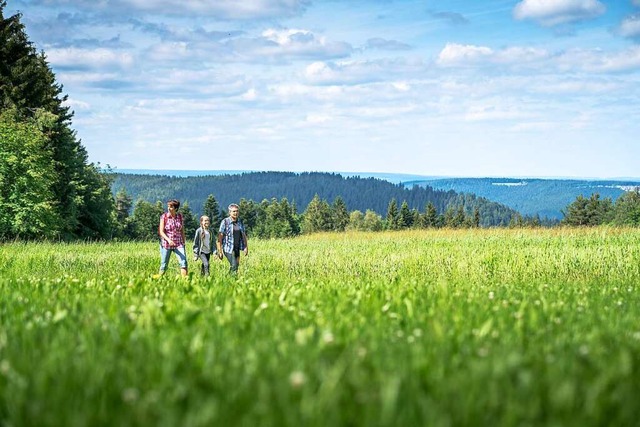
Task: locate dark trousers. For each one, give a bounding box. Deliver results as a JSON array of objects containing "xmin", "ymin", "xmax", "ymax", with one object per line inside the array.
[
  {"xmin": 224, "ymin": 249, "xmax": 240, "ymax": 273},
  {"xmin": 198, "ymin": 252, "xmax": 211, "ymax": 276}
]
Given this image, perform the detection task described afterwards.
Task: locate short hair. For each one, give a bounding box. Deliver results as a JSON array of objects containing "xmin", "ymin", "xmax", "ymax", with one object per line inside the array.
[
  {"xmin": 200, "ymin": 215, "xmax": 210, "ymax": 222},
  {"xmin": 228, "ymin": 203, "xmax": 239, "ymax": 211},
  {"xmin": 168, "ymin": 199, "xmax": 180, "ymax": 210}
]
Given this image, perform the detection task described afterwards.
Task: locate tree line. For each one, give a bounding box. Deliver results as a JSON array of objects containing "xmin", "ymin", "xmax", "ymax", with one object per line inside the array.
[
  {"xmin": 110, "ymin": 171, "xmax": 521, "ymax": 228},
  {"xmin": 112, "ymin": 189, "xmax": 560, "ymax": 242},
  {"xmin": 561, "ymin": 190, "xmax": 640, "ymax": 226}
]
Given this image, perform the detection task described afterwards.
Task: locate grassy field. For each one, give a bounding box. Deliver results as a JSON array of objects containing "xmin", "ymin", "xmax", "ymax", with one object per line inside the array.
[{"xmin": 1, "ymin": 228, "xmax": 639, "ymax": 426}]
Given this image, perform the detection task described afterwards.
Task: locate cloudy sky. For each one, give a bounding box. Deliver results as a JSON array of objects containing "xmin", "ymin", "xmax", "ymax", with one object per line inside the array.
[{"xmin": 6, "ymin": 0, "xmax": 640, "ymax": 178}]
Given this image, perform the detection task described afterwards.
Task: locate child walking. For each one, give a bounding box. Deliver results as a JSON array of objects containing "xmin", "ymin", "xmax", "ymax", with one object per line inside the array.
[{"xmin": 192, "ymin": 215, "xmax": 214, "ymax": 277}]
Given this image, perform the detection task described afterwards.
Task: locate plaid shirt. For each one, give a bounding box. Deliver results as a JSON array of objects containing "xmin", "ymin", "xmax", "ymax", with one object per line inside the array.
[
  {"xmin": 160, "ymin": 212, "xmax": 185, "ymax": 249},
  {"xmin": 218, "ymin": 217, "xmax": 246, "ymax": 253}
]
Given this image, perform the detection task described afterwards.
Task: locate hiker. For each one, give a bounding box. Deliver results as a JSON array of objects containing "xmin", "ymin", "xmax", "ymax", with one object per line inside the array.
[
  {"xmin": 158, "ymin": 199, "xmax": 188, "ymax": 276},
  {"xmin": 193, "ymin": 215, "xmax": 214, "ymax": 277},
  {"xmin": 217, "ymin": 203, "xmax": 248, "ymax": 274}
]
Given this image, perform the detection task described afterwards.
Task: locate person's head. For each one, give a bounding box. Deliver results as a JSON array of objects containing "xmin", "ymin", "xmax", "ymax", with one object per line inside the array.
[
  {"xmin": 200, "ymin": 215, "xmax": 210, "ymax": 228},
  {"xmin": 228, "ymin": 203, "xmax": 239, "ymax": 220},
  {"xmin": 167, "ymin": 199, "xmax": 180, "ymax": 212}
]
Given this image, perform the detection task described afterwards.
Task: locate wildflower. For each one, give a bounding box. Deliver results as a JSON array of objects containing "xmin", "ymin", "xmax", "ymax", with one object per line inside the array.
[
  {"xmin": 322, "ymin": 331, "xmax": 334, "ymax": 345},
  {"xmin": 289, "ymin": 371, "xmax": 306, "ymax": 389}
]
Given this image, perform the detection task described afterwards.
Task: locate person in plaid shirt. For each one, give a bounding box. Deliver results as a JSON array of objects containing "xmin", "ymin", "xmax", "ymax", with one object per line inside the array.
[
  {"xmin": 216, "ymin": 203, "xmax": 248, "ymax": 274},
  {"xmin": 158, "ymin": 199, "xmax": 188, "ymax": 276}
]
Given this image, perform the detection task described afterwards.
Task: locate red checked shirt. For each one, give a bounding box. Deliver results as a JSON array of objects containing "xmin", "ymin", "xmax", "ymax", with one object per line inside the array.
[{"xmin": 160, "ymin": 212, "xmax": 185, "ymax": 249}]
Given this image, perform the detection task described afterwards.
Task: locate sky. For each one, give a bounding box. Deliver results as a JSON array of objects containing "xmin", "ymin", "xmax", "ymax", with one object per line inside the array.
[{"xmin": 5, "ymin": 0, "xmax": 640, "ymax": 179}]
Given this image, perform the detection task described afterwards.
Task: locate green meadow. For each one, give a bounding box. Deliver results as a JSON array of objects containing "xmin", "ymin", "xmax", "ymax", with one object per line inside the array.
[{"xmin": 1, "ymin": 228, "xmax": 639, "ymax": 426}]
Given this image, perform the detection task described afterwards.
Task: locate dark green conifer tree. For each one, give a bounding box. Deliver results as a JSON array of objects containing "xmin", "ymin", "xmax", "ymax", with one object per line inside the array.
[
  {"xmin": 386, "ymin": 198, "xmax": 399, "ymax": 230},
  {"xmin": 1, "ymin": 4, "xmax": 116, "ymax": 239},
  {"xmin": 332, "ymin": 196, "xmax": 349, "ymax": 232},
  {"xmin": 202, "ymin": 194, "xmax": 223, "ymax": 228},
  {"xmin": 423, "ymin": 202, "xmax": 438, "ymax": 228},
  {"xmin": 399, "ymin": 200, "xmax": 413, "ymax": 229}
]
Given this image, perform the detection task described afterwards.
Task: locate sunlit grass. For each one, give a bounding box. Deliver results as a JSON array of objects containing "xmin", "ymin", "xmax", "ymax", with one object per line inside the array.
[{"xmin": 1, "ymin": 227, "xmax": 639, "ymax": 426}]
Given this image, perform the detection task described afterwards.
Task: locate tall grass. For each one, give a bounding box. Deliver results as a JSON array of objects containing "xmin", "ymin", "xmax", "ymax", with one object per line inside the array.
[{"xmin": 1, "ymin": 228, "xmax": 639, "ymax": 426}]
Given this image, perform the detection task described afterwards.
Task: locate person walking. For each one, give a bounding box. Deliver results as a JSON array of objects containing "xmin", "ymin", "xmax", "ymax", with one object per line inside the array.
[
  {"xmin": 192, "ymin": 215, "xmax": 214, "ymax": 277},
  {"xmin": 158, "ymin": 199, "xmax": 188, "ymax": 277},
  {"xmin": 217, "ymin": 203, "xmax": 248, "ymax": 274}
]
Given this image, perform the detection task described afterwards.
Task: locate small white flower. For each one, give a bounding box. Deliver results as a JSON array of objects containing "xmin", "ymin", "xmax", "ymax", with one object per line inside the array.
[
  {"xmin": 289, "ymin": 371, "xmax": 306, "ymax": 389},
  {"xmin": 322, "ymin": 331, "xmax": 334, "ymax": 345}
]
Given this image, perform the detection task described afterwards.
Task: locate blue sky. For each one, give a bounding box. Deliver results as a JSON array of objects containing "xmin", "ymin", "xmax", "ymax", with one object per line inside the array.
[{"xmin": 6, "ymin": 0, "xmax": 640, "ymax": 178}]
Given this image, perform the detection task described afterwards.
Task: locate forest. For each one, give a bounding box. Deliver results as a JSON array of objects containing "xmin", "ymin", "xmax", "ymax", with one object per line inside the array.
[
  {"xmin": 410, "ymin": 177, "xmax": 640, "ymax": 219},
  {"xmin": 110, "ymin": 171, "xmax": 520, "ymax": 227}
]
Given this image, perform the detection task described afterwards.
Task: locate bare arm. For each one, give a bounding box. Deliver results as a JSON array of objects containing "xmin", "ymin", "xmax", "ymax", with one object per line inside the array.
[{"xmin": 217, "ymin": 232, "xmax": 224, "ymax": 258}]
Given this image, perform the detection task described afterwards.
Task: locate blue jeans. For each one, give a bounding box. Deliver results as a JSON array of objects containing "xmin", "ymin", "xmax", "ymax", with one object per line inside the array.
[
  {"xmin": 224, "ymin": 249, "xmax": 240, "ymax": 273},
  {"xmin": 159, "ymin": 246, "xmax": 188, "ymax": 273}
]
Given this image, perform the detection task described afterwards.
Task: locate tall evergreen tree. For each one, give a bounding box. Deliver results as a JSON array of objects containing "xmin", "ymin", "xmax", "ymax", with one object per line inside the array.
[
  {"xmin": 1, "ymin": 4, "xmax": 115, "ymax": 239},
  {"xmin": 332, "ymin": 196, "xmax": 349, "ymax": 232},
  {"xmin": 238, "ymin": 198, "xmax": 258, "ymax": 234},
  {"xmin": 180, "ymin": 202, "xmax": 198, "ymax": 236},
  {"xmin": 386, "ymin": 198, "xmax": 399, "ymax": 230},
  {"xmin": 472, "ymin": 207, "xmax": 481, "ymax": 228},
  {"xmin": 399, "ymin": 200, "xmax": 413, "ymax": 229},
  {"xmin": 423, "ymin": 202, "xmax": 438, "ymax": 228},
  {"xmin": 562, "ymin": 193, "xmax": 612, "ymax": 226},
  {"xmin": 202, "ymin": 194, "xmax": 223, "ymax": 227}
]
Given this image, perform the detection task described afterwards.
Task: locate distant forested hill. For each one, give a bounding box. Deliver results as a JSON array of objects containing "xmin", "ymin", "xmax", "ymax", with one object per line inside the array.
[
  {"xmin": 109, "ymin": 171, "xmax": 518, "ymax": 226},
  {"xmin": 406, "ymin": 178, "xmax": 640, "ymax": 220}
]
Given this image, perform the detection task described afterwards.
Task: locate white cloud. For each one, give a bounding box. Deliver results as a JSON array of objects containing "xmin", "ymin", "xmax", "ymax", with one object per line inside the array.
[
  {"xmin": 46, "ymin": 47, "xmax": 135, "ymax": 70},
  {"xmin": 63, "ymin": 98, "xmax": 91, "ymax": 110},
  {"xmin": 617, "ymin": 14, "xmax": 640, "ymax": 39},
  {"xmin": 513, "ymin": 0, "xmax": 606, "ymax": 26},
  {"xmin": 240, "ymin": 88, "xmax": 258, "ymax": 101},
  {"xmin": 436, "ymin": 43, "xmax": 640, "ymax": 74},
  {"xmin": 303, "ymin": 59, "xmax": 424, "ymax": 85},
  {"xmin": 229, "ymin": 29, "xmax": 352, "ymax": 61},
  {"xmin": 557, "ymin": 46, "xmax": 640, "ymax": 72},
  {"xmin": 436, "ymin": 43, "xmax": 549, "ymax": 68},
  {"xmin": 437, "ymin": 43, "xmax": 493, "ymax": 67},
  {"xmin": 392, "ymin": 82, "xmax": 411, "ymax": 92},
  {"xmin": 493, "ymin": 47, "xmax": 549, "ymax": 64}
]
